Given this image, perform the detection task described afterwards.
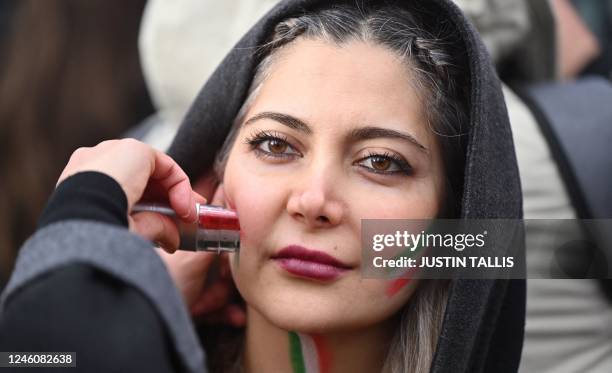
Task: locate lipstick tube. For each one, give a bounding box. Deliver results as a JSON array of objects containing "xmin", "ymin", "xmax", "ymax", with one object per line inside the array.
[{"xmin": 132, "ymin": 203, "xmax": 240, "ymax": 253}]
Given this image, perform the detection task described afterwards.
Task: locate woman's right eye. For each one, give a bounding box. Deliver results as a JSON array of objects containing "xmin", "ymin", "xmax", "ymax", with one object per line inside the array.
[{"xmin": 245, "ymin": 131, "xmax": 301, "ymax": 160}]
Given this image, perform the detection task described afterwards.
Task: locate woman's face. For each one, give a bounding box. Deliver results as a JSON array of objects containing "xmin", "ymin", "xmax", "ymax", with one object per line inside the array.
[{"xmin": 223, "ymin": 38, "xmax": 445, "ymax": 333}]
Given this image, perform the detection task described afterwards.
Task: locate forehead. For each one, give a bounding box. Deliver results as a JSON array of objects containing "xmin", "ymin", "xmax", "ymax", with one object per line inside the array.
[{"xmin": 247, "ymin": 38, "xmax": 432, "ymax": 145}]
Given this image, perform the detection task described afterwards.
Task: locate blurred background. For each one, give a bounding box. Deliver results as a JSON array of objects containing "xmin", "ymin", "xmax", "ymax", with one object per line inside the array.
[
  {"xmin": 0, "ymin": 0, "xmax": 154, "ymax": 286},
  {"xmin": 0, "ymin": 1, "xmax": 611, "ymax": 372}
]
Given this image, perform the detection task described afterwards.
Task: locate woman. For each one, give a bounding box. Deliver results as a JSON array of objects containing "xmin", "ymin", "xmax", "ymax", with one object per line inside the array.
[{"xmin": 0, "ymin": 1, "xmax": 524, "ymax": 372}]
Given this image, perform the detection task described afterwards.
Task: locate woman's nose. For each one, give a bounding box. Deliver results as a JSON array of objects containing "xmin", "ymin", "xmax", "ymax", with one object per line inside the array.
[{"xmin": 286, "ymin": 172, "xmax": 344, "ymax": 228}]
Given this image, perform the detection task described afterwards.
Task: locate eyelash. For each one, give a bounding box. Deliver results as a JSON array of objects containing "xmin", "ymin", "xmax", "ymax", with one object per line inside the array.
[
  {"xmin": 244, "ymin": 130, "xmax": 301, "ymax": 160},
  {"xmin": 244, "ymin": 131, "xmax": 413, "ymax": 176},
  {"xmin": 355, "ymin": 151, "xmax": 414, "ymax": 176}
]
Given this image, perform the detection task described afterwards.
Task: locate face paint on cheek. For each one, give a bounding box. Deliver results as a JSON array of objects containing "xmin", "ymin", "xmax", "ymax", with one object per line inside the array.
[
  {"xmin": 385, "ymin": 221, "xmax": 440, "ymax": 297},
  {"xmin": 384, "ymin": 248, "xmax": 419, "ymax": 297},
  {"xmin": 288, "ymin": 331, "xmax": 331, "ymax": 373},
  {"xmin": 386, "ymin": 278, "xmax": 412, "ymax": 297},
  {"xmin": 384, "ymin": 233, "xmax": 431, "ymax": 297}
]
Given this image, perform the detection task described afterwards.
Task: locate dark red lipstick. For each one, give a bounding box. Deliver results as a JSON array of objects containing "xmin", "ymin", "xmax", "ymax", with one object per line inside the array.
[{"xmin": 271, "ymin": 245, "xmax": 352, "ymax": 281}]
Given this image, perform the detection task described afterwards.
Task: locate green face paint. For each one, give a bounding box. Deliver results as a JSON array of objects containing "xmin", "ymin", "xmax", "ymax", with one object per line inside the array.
[
  {"xmin": 288, "ymin": 331, "xmax": 331, "ymax": 373},
  {"xmin": 289, "ymin": 331, "xmax": 306, "ymax": 373},
  {"xmin": 384, "ymin": 221, "xmax": 437, "ymax": 297}
]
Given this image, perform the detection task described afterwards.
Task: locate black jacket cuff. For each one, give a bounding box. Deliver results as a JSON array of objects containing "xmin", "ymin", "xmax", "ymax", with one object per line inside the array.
[{"xmin": 38, "ymin": 171, "xmax": 128, "ymax": 229}]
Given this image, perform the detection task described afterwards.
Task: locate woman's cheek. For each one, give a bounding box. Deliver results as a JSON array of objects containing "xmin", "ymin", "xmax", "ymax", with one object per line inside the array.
[
  {"xmin": 224, "ymin": 165, "xmax": 279, "ymax": 273},
  {"xmin": 225, "ymin": 155, "xmax": 286, "ymax": 238},
  {"xmin": 360, "ymin": 279, "xmax": 419, "ymax": 319},
  {"xmin": 229, "ymin": 180, "xmax": 274, "ymax": 239}
]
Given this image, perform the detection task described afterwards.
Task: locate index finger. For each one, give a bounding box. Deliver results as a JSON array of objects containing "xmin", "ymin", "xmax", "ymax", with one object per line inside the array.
[{"xmin": 149, "ymin": 150, "xmax": 198, "ymax": 223}]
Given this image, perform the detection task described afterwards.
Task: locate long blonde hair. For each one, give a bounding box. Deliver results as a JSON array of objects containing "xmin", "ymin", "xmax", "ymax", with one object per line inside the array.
[{"xmin": 382, "ymin": 280, "xmax": 449, "ymax": 373}]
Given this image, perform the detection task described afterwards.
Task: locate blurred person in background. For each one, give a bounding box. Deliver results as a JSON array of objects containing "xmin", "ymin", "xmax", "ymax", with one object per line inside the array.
[
  {"xmin": 481, "ymin": 0, "xmax": 612, "ymax": 371},
  {"xmin": 0, "ymin": 0, "xmax": 154, "ymax": 289},
  {"xmin": 133, "ymin": 0, "xmax": 280, "ymax": 151},
  {"xmin": 450, "ymin": 1, "xmax": 612, "ymax": 372},
  {"xmin": 569, "ymin": 0, "xmax": 612, "ymax": 79}
]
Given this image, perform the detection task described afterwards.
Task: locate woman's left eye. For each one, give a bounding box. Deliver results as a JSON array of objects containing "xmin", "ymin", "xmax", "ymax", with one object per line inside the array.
[{"xmin": 355, "ymin": 152, "xmax": 413, "ymax": 176}]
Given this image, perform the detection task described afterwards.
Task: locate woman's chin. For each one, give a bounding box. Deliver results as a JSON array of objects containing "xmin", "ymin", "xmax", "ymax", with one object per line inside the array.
[
  {"xmin": 261, "ymin": 308, "xmax": 354, "ymax": 334},
  {"xmin": 248, "ymin": 293, "xmax": 365, "ymax": 334},
  {"xmin": 234, "ymin": 262, "xmax": 395, "ymax": 334}
]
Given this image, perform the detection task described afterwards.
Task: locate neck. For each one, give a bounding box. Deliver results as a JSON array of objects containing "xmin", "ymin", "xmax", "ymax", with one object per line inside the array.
[{"xmin": 242, "ymin": 305, "xmax": 397, "ymax": 373}]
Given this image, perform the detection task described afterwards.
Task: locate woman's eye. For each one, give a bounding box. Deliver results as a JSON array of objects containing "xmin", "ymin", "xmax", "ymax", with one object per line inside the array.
[
  {"xmin": 355, "ymin": 153, "xmax": 413, "ymax": 176},
  {"xmin": 245, "ymin": 132, "xmax": 301, "ymax": 159},
  {"xmin": 263, "ymin": 138, "xmax": 290, "ymax": 154},
  {"xmin": 368, "ymin": 156, "xmax": 393, "ymax": 171}
]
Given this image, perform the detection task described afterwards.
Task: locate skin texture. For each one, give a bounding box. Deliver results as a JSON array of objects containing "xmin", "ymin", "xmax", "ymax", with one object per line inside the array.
[{"xmin": 221, "ymin": 38, "xmax": 447, "ymax": 373}]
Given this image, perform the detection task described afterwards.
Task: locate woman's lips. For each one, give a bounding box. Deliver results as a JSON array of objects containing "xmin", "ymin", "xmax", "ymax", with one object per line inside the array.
[{"xmin": 271, "ymin": 245, "xmax": 352, "ymax": 281}]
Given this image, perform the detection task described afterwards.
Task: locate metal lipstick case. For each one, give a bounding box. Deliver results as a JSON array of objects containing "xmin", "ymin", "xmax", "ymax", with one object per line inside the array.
[{"xmin": 132, "ymin": 203, "xmax": 240, "ymax": 253}]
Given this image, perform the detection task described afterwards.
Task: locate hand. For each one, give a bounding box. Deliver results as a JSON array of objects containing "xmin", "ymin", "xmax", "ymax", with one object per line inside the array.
[
  {"xmin": 156, "ymin": 184, "xmax": 246, "ymax": 327},
  {"xmin": 60, "ymin": 139, "xmax": 245, "ymax": 325},
  {"xmin": 157, "ymin": 250, "xmax": 245, "ymax": 326},
  {"xmin": 60, "ymin": 139, "xmax": 205, "ymax": 252}
]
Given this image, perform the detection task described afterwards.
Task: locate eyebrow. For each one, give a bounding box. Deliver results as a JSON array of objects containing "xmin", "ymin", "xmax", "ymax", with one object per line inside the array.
[
  {"xmin": 244, "ymin": 111, "xmax": 312, "ymax": 134},
  {"xmin": 244, "ymin": 111, "xmax": 428, "ymax": 153}
]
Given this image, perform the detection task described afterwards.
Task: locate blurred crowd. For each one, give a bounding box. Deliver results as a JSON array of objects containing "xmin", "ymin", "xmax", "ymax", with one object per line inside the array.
[{"xmin": 0, "ymin": 1, "xmax": 611, "ymax": 372}]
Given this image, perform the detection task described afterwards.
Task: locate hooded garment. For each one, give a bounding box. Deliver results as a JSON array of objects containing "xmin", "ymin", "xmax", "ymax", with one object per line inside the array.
[
  {"xmin": 133, "ymin": 0, "xmax": 537, "ymax": 152},
  {"xmin": 168, "ymin": 0, "xmax": 525, "ymax": 372}
]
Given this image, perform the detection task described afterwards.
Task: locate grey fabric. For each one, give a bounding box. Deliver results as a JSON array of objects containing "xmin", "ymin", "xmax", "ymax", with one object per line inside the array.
[
  {"xmin": 519, "ymin": 77, "xmax": 612, "ymax": 220},
  {"xmin": 503, "ymin": 84, "xmax": 612, "ymax": 373},
  {"xmin": 168, "ymin": 0, "xmax": 525, "ymax": 372},
  {"xmin": 0, "ymin": 220, "xmax": 206, "ymax": 373}
]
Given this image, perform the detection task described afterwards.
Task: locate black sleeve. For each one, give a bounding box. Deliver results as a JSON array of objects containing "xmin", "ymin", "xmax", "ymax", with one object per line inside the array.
[
  {"xmin": 0, "ymin": 264, "xmax": 182, "ymax": 372},
  {"xmin": 0, "ymin": 172, "xmax": 183, "ymax": 372},
  {"xmin": 37, "ymin": 171, "xmax": 129, "ymax": 229}
]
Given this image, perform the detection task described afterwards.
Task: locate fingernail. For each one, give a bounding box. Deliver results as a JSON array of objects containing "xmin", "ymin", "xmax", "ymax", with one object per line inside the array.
[{"xmin": 180, "ymin": 194, "xmax": 198, "ymax": 223}]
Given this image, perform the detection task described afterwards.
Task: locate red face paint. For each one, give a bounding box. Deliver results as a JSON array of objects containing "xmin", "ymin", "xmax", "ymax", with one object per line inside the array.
[
  {"xmin": 385, "ymin": 243, "xmax": 432, "ymax": 297},
  {"xmin": 386, "ymin": 278, "xmax": 411, "ymax": 297},
  {"xmin": 386, "ymin": 266, "xmax": 419, "ymax": 297},
  {"xmin": 311, "ymin": 334, "xmax": 331, "ymax": 373}
]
